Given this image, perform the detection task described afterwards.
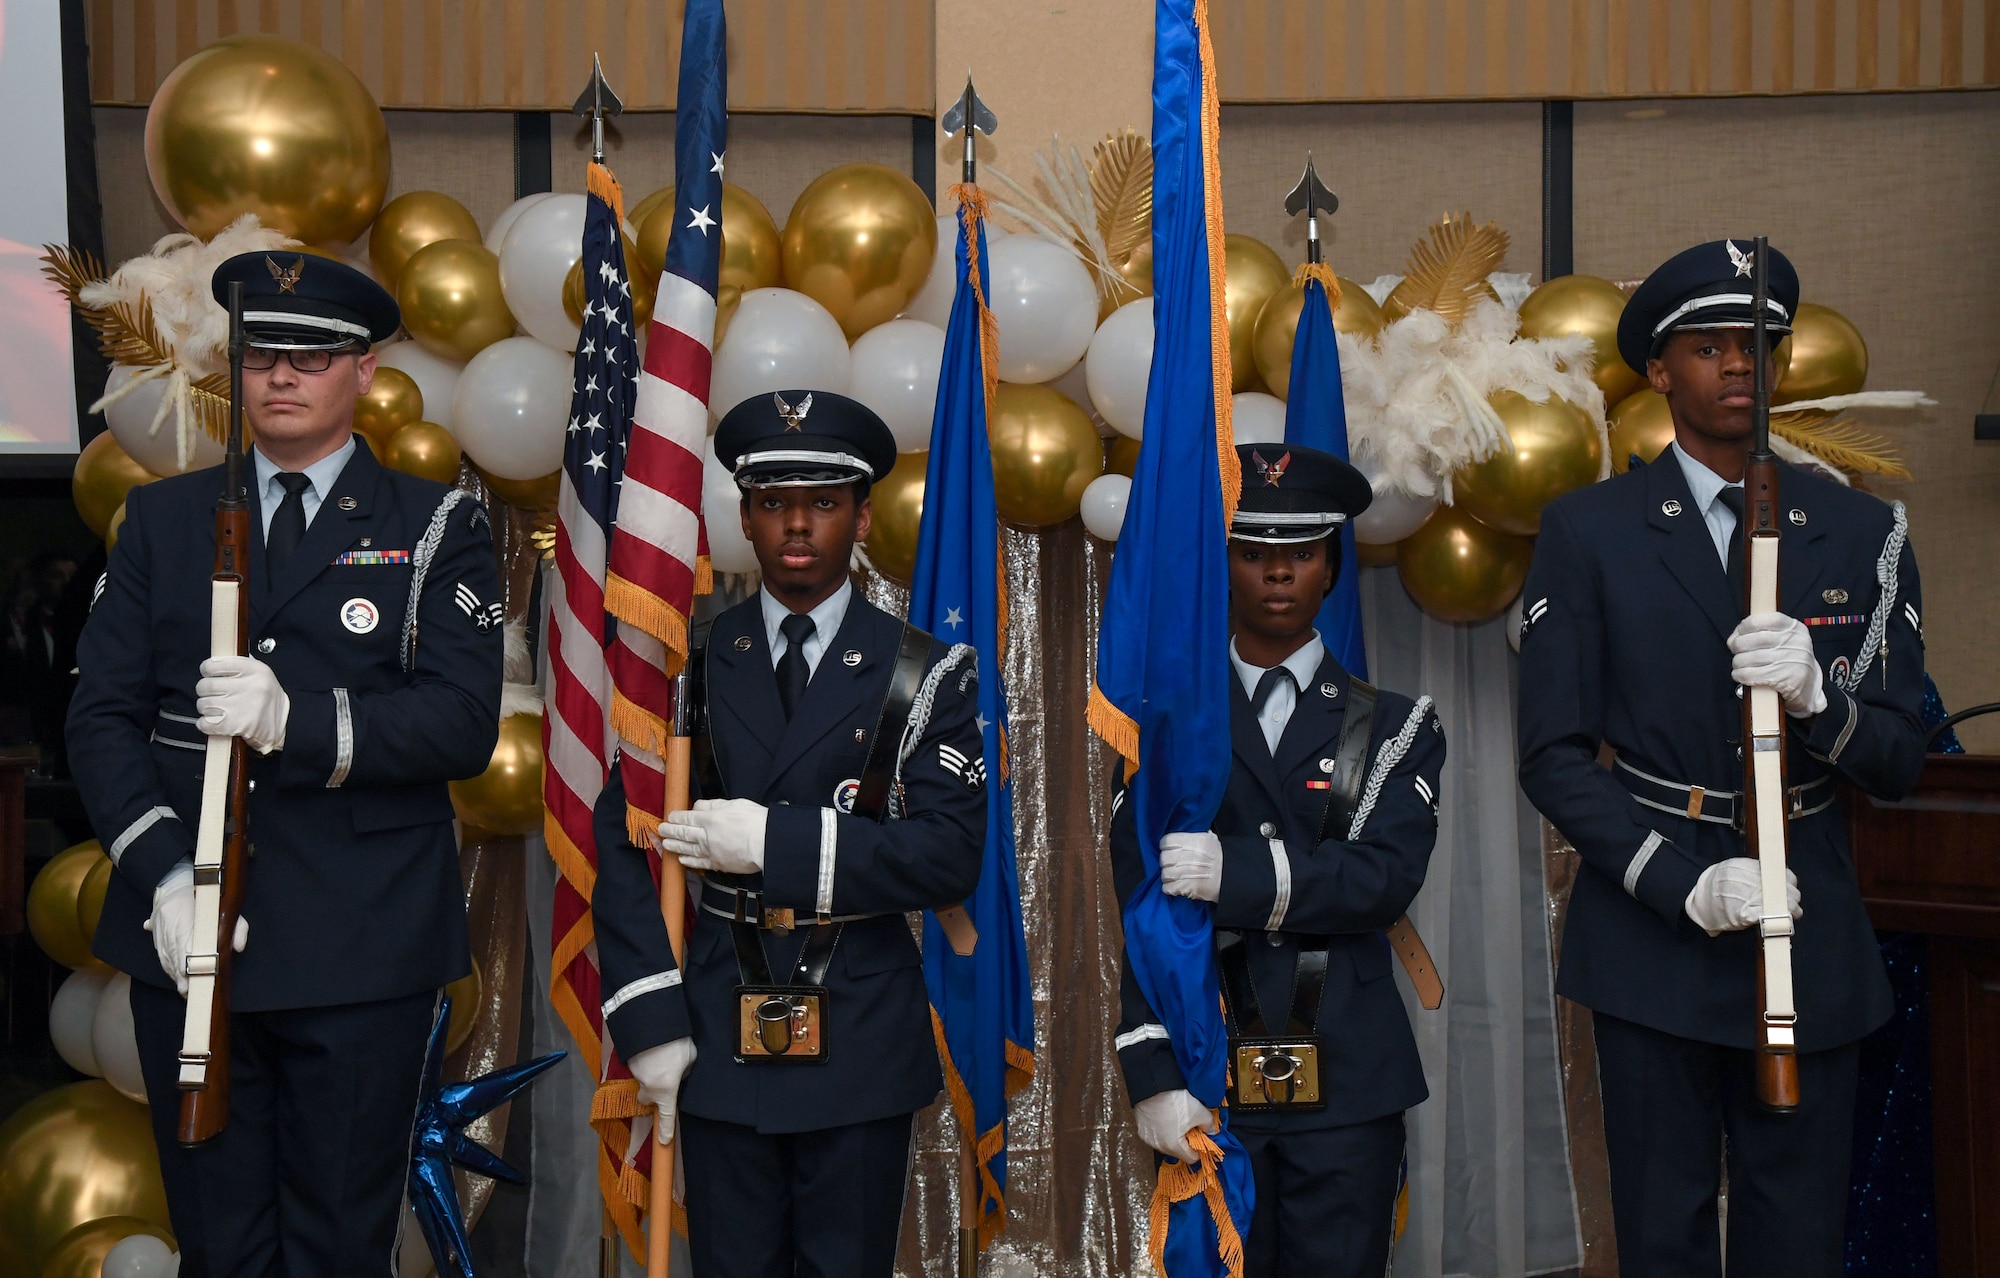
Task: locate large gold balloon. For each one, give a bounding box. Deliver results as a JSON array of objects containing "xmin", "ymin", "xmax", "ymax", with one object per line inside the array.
[
  {"xmin": 1250, "ymin": 276, "xmax": 1387, "ymax": 400},
  {"xmin": 0, "ymin": 1081, "xmax": 171, "ymax": 1275},
  {"xmin": 480, "ymin": 469, "xmax": 560, "ymax": 509},
  {"xmin": 73, "ymin": 434, "xmax": 157, "ymax": 540},
  {"xmin": 1104, "ymin": 433, "xmax": 1141, "ymax": 479},
  {"xmin": 450, "ymin": 714, "xmax": 546, "ymax": 836},
  {"xmin": 988, "ymin": 384, "xmax": 1105, "ymax": 527},
  {"xmin": 1516, "ymin": 275, "xmax": 1646, "ymax": 408},
  {"xmin": 635, "ymin": 183, "xmax": 785, "ymax": 297},
  {"xmin": 369, "ymin": 192, "xmax": 482, "ymax": 294},
  {"xmin": 862, "ymin": 452, "xmax": 926, "ymax": 585},
  {"xmin": 1607, "ymin": 389, "xmax": 1676, "ymax": 474},
  {"xmin": 38, "ymin": 1217, "xmax": 175, "ymax": 1278},
  {"xmin": 1776, "ymin": 302, "xmax": 1867, "ymax": 403},
  {"xmin": 398, "ymin": 239, "xmax": 516, "ymax": 364},
  {"xmin": 561, "ymin": 232, "xmax": 656, "ymax": 331},
  {"xmin": 1453, "ymin": 392, "xmax": 1603, "ymax": 536},
  {"xmin": 1223, "ymin": 235, "xmax": 1290, "ymax": 392},
  {"xmin": 782, "ymin": 164, "xmax": 938, "ymax": 339},
  {"xmin": 1396, "ymin": 504, "xmax": 1534, "ymax": 624},
  {"xmin": 75, "ymin": 857, "xmax": 114, "ymax": 960},
  {"xmin": 145, "ymin": 35, "xmax": 389, "ymax": 245},
  {"xmin": 28, "ymin": 843, "xmax": 109, "ymax": 972},
  {"xmin": 354, "ymin": 366, "xmax": 425, "ymax": 453},
  {"xmin": 384, "ymin": 421, "xmax": 463, "ymax": 485}
]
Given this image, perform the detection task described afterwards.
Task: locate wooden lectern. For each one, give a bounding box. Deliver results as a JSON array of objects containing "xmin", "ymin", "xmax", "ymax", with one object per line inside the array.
[{"xmin": 1849, "ymin": 753, "xmax": 2000, "ymax": 1277}]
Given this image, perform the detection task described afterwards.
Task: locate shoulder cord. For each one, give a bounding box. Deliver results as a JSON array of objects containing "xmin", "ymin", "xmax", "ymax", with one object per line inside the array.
[
  {"xmin": 888, "ymin": 642, "xmax": 977, "ymax": 819},
  {"xmin": 1843, "ymin": 499, "xmax": 1907, "ymax": 692},
  {"xmin": 400, "ymin": 488, "xmax": 472, "ymax": 671},
  {"xmin": 1346, "ymin": 695, "xmax": 1436, "ymax": 840}
]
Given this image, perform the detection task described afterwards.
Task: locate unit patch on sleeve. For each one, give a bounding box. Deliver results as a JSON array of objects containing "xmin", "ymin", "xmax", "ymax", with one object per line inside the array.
[{"xmin": 454, "ymin": 583, "xmax": 503, "ymax": 632}]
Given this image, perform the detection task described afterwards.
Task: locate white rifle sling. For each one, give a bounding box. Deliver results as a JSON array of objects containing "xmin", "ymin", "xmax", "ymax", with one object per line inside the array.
[
  {"xmin": 180, "ymin": 579, "xmax": 240, "ymax": 1086},
  {"xmin": 1746, "ymin": 533, "xmax": 1797, "ymax": 1049}
]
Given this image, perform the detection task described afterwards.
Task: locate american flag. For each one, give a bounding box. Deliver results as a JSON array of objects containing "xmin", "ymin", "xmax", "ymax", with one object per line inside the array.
[{"xmin": 541, "ymin": 155, "xmax": 653, "ymax": 1254}]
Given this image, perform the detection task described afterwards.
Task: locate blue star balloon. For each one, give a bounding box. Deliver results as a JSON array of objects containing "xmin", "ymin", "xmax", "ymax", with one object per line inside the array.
[{"xmin": 408, "ymin": 995, "xmax": 567, "ymax": 1277}]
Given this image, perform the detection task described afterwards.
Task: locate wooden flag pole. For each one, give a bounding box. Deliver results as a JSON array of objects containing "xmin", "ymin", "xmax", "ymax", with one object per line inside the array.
[
  {"xmin": 957, "ymin": 1133, "xmax": 979, "ymax": 1278},
  {"xmin": 648, "ymin": 672, "xmax": 694, "ymax": 1278}
]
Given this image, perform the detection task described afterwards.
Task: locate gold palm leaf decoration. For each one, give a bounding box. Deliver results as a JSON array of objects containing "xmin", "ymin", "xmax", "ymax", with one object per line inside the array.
[
  {"xmin": 1771, "ymin": 408, "xmax": 1911, "ymax": 481},
  {"xmin": 1385, "ymin": 212, "xmax": 1510, "ymax": 326},
  {"xmin": 41, "ymin": 244, "xmax": 231, "ymax": 443},
  {"xmin": 1090, "ymin": 129, "xmax": 1152, "ymax": 278}
]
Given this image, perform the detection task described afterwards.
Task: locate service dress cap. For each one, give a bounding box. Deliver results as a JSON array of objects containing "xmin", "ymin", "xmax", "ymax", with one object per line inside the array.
[
  {"xmin": 210, "ymin": 251, "xmax": 401, "ymax": 350},
  {"xmin": 1616, "ymin": 239, "xmax": 1800, "ymax": 374},
  {"xmin": 1231, "ymin": 442, "xmax": 1374, "ymax": 544},
  {"xmin": 714, "ymin": 390, "xmax": 899, "ymax": 489}
]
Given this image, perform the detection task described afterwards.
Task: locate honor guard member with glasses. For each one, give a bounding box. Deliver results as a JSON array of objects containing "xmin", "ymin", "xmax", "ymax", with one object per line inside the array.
[
  {"xmin": 1109, "ymin": 444, "xmax": 1446, "ymax": 1278},
  {"xmin": 1517, "ymin": 241, "xmax": 1927, "ymax": 1278},
  {"xmin": 66, "ymin": 252, "xmax": 504, "ymax": 1276},
  {"xmin": 591, "ymin": 390, "xmax": 986, "ymax": 1278}
]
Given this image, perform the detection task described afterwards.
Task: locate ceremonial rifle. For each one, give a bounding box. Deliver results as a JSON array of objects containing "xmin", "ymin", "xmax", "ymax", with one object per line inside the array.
[
  {"xmin": 1743, "ymin": 235, "xmax": 1800, "ymax": 1113},
  {"xmin": 177, "ymin": 282, "xmax": 255, "ymax": 1145}
]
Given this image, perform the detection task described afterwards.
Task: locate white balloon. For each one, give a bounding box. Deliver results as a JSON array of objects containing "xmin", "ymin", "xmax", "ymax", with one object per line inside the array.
[
  {"xmin": 901, "ymin": 212, "xmax": 1008, "ymax": 329},
  {"xmin": 1084, "ymin": 298, "xmax": 1153, "ymax": 439},
  {"xmin": 49, "ymin": 968, "xmax": 106, "ymax": 1078},
  {"xmin": 702, "ymin": 437, "xmax": 759, "ymax": 575},
  {"xmin": 848, "ymin": 320, "xmax": 945, "ymax": 452},
  {"xmin": 93, "ymin": 971, "xmax": 146, "ymax": 1103},
  {"xmin": 451, "ymin": 337, "xmax": 575, "ymax": 480},
  {"xmin": 1353, "ymin": 483, "xmax": 1439, "ymax": 545},
  {"xmin": 102, "ymin": 1234, "xmax": 174, "ymax": 1278},
  {"xmin": 1080, "ymin": 473, "xmax": 1132, "ymax": 542},
  {"xmin": 709, "ymin": 289, "xmax": 851, "ymax": 422},
  {"xmin": 987, "ymin": 236, "xmax": 1098, "ymax": 383},
  {"xmin": 376, "ymin": 342, "xmax": 465, "ymax": 432},
  {"xmin": 485, "ymin": 192, "xmax": 556, "ymax": 253},
  {"xmin": 1231, "ymin": 391, "xmax": 1288, "ymax": 445},
  {"xmin": 498, "ymin": 192, "xmax": 588, "ymax": 352},
  {"xmin": 101, "ymin": 366, "xmax": 225, "ymax": 477}
]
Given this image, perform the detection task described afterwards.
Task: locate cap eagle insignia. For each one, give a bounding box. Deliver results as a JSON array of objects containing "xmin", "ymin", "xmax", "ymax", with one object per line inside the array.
[
  {"xmin": 773, "ymin": 391, "xmax": 814, "ymax": 431},
  {"xmin": 1726, "ymin": 240, "xmax": 1754, "ymax": 278},
  {"xmin": 1252, "ymin": 449, "xmax": 1292, "ymax": 487},
  {"xmin": 265, "ymin": 254, "xmax": 306, "ymax": 294}
]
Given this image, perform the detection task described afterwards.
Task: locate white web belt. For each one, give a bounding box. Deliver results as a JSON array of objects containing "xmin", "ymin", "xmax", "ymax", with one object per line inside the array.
[{"xmin": 179, "ymin": 579, "xmax": 238, "ymax": 1087}]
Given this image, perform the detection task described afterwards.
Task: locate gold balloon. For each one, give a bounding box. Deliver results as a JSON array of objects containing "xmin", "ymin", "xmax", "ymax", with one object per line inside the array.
[
  {"xmin": 104, "ymin": 503, "xmax": 128, "ymax": 553},
  {"xmin": 862, "ymin": 452, "xmax": 926, "ymax": 585},
  {"xmin": 635, "ymin": 183, "xmax": 785, "ymax": 296},
  {"xmin": 1607, "ymin": 389, "xmax": 1676, "ymax": 474},
  {"xmin": 75, "ymin": 856, "xmax": 114, "ymax": 959},
  {"xmin": 445, "ymin": 959, "xmax": 483, "ymax": 1055},
  {"xmin": 144, "ymin": 35, "xmax": 389, "ymax": 245},
  {"xmin": 0, "ymin": 1081, "xmax": 171, "ymax": 1275},
  {"xmin": 1516, "ymin": 274, "xmax": 1646, "ymax": 408},
  {"xmin": 1250, "ymin": 276, "xmax": 1387, "ymax": 400},
  {"xmin": 988, "ymin": 384, "xmax": 1105, "ymax": 527},
  {"xmin": 449, "ymin": 714, "xmax": 546, "ymax": 836},
  {"xmin": 782, "ymin": 163, "xmax": 938, "ymax": 339},
  {"xmin": 369, "ymin": 191, "xmax": 482, "ymax": 294},
  {"xmin": 1357, "ymin": 539, "xmax": 1399, "ymax": 568},
  {"xmin": 1776, "ymin": 302, "xmax": 1867, "ymax": 403},
  {"xmin": 1396, "ymin": 504, "xmax": 1534, "ymax": 624},
  {"xmin": 561, "ymin": 231, "xmax": 656, "ymax": 331},
  {"xmin": 1222, "ymin": 235, "xmax": 1290, "ymax": 392},
  {"xmin": 480, "ymin": 469, "xmax": 560, "ymax": 509},
  {"xmin": 398, "ymin": 239, "xmax": 516, "ymax": 364},
  {"xmin": 354, "ymin": 366, "xmax": 425, "ymax": 452},
  {"xmin": 1453, "ymin": 391, "xmax": 1603, "ymax": 536},
  {"xmin": 1104, "ymin": 433, "xmax": 1141, "ymax": 479},
  {"xmin": 383, "ymin": 421, "xmax": 463, "ymax": 485},
  {"xmin": 38, "ymin": 1217, "xmax": 174, "ymax": 1278},
  {"xmin": 28, "ymin": 843, "xmax": 109, "ymax": 972},
  {"xmin": 73, "ymin": 434, "xmax": 157, "ymax": 540}
]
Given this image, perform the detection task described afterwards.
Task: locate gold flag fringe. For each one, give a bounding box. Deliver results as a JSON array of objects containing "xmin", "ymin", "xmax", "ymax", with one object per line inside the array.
[
  {"xmin": 1148, "ymin": 1124, "xmax": 1246, "ymax": 1278},
  {"xmin": 1195, "ymin": 0, "xmax": 1240, "ymax": 526},
  {"xmin": 1291, "ymin": 261, "xmax": 1343, "ymax": 316},
  {"xmin": 586, "ymin": 161, "xmax": 627, "ymax": 228},
  {"xmin": 604, "ymin": 574, "xmax": 694, "ymax": 663}
]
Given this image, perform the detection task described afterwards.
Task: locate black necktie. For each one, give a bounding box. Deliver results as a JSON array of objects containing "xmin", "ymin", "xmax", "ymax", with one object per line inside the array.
[
  {"xmin": 267, "ymin": 472, "xmax": 313, "ymax": 573},
  {"xmin": 775, "ymin": 613, "xmax": 816, "ymax": 720},
  {"xmin": 1252, "ymin": 667, "xmax": 1294, "ymax": 751},
  {"xmin": 1717, "ymin": 485, "xmax": 1747, "ymax": 603}
]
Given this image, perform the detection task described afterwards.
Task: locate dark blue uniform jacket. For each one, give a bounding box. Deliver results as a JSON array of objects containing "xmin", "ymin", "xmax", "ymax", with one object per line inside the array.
[
  {"xmin": 68, "ymin": 440, "xmax": 502, "ymax": 1011},
  {"xmin": 1518, "ymin": 455, "xmax": 1926, "ymax": 1051}
]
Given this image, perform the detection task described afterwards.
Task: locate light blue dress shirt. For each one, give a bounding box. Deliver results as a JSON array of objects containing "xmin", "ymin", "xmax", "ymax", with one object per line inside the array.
[
  {"xmin": 1229, "ymin": 632, "xmax": 1327, "ymax": 755},
  {"xmin": 1671, "ymin": 440, "xmax": 1743, "ymax": 568},
  {"xmin": 759, "ymin": 579, "xmax": 853, "ymax": 678},
  {"xmin": 252, "ymin": 438, "xmax": 357, "ymax": 541}
]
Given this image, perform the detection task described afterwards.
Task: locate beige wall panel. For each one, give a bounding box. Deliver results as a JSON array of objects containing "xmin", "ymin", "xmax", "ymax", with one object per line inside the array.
[
  {"xmin": 1220, "ymin": 101, "xmax": 1545, "ymax": 282},
  {"xmin": 94, "ymin": 107, "xmax": 184, "ymax": 267},
  {"xmin": 383, "ymin": 110, "xmax": 521, "ymax": 231},
  {"xmin": 1575, "ymin": 91, "xmax": 2000, "ymax": 748}
]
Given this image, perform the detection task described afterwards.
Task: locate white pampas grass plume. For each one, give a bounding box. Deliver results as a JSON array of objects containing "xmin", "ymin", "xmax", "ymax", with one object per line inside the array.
[{"xmin": 79, "ymin": 215, "xmax": 301, "ymax": 380}]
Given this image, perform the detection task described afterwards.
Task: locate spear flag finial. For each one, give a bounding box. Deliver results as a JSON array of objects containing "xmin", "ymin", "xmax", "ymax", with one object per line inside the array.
[
  {"xmin": 1284, "ymin": 154, "xmax": 1339, "ymax": 265},
  {"xmin": 940, "ymin": 74, "xmax": 998, "ymax": 184},
  {"xmin": 571, "ymin": 54, "xmax": 625, "ymax": 164}
]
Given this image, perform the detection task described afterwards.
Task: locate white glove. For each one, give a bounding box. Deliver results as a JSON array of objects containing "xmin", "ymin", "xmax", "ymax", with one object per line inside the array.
[
  {"xmin": 1728, "ymin": 612, "xmax": 1827, "ymax": 718},
  {"xmin": 1158, "ymin": 831, "xmax": 1223, "ymax": 903},
  {"xmin": 196, "ymin": 655, "xmax": 291, "ymax": 753},
  {"xmin": 1132, "ymin": 1088, "xmax": 1218, "ymax": 1164},
  {"xmin": 1684, "ymin": 857, "xmax": 1803, "ymax": 937},
  {"xmin": 142, "ymin": 861, "xmax": 249, "ymax": 996},
  {"xmin": 627, "ymin": 1037, "xmax": 697, "ymax": 1144},
  {"xmin": 660, "ymin": 798, "xmax": 769, "ymax": 875}
]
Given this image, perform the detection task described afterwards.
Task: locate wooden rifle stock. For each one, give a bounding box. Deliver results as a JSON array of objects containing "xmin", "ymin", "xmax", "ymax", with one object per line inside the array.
[
  {"xmin": 1743, "ymin": 236, "xmax": 1800, "ymax": 1113},
  {"xmin": 177, "ymin": 282, "xmax": 255, "ymax": 1146}
]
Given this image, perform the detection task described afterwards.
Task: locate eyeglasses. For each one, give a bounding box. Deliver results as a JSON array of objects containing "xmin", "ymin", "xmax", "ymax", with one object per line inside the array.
[{"xmin": 241, "ymin": 346, "xmax": 360, "ymax": 373}]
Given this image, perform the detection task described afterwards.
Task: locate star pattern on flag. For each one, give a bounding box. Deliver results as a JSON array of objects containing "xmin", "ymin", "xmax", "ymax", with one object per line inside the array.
[
  {"xmin": 688, "ymin": 204, "xmax": 717, "ymax": 234},
  {"xmin": 944, "ymin": 606, "xmax": 965, "ymax": 630},
  {"xmin": 710, "ymin": 150, "xmax": 726, "ymax": 175}
]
